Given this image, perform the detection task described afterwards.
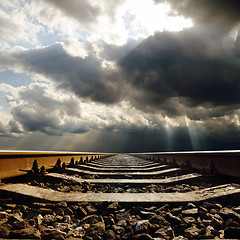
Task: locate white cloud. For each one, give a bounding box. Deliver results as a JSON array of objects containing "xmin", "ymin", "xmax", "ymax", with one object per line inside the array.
[
  {"xmin": 62, "ymin": 38, "xmax": 89, "ymax": 58},
  {"xmin": 0, "ymin": 2, "xmax": 42, "ymax": 49}
]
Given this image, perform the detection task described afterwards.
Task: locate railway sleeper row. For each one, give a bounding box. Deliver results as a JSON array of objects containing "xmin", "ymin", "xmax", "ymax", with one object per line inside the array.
[{"xmin": 0, "ymin": 154, "xmax": 239, "ymax": 239}]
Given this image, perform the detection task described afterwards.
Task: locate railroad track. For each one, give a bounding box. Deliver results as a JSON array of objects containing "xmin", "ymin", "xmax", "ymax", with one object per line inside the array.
[{"xmin": 0, "ymin": 153, "xmax": 240, "ymax": 239}]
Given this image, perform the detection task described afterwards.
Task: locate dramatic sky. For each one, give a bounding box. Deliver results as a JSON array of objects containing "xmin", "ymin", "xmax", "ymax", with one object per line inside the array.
[{"xmin": 0, "ymin": 0, "xmax": 240, "ymax": 152}]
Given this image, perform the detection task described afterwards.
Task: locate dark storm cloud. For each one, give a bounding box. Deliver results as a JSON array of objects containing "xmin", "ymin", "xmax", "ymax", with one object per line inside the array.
[
  {"xmin": 0, "ymin": 43, "xmax": 121, "ymax": 104},
  {"xmin": 45, "ymin": 0, "xmax": 100, "ymax": 26},
  {"xmin": 156, "ymin": 0, "xmax": 240, "ymax": 33},
  {"xmin": 44, "ymin": 0, "xmax": 127, "ymax": 29},
  {"xmin": 120, "ymin": 27, "xmax": 240, "ymax": 117}
]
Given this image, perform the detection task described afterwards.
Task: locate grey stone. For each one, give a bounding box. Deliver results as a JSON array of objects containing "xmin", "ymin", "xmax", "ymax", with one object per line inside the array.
[
  {"xmin": 0, "ymin": 211, "xmax": 9, "ymax": 224},
  {"xmin": 183, "ymin": 216, "xmax": 196, "ymax": 225},
  {"xmin": 86, "ymin": 205, "xmax": 97, "ymax": 214},
  {"xmin": 184, "ymin": 226, "xmax": 202, "ymax": 239},
  {"xmin": 154, "ymin": 226, "xmax": 174, "ymax": 239},
  {"xmin": 149, "ymin": 215, "xmax": 169, "ymax": 226},
  {"xmin": 42, "ymin": 214, "xmax": 57, "ymax": 224},
  {"xmin": 81, "ymin": 215, "xmax": 99, "ymax": 224},
  {"xmin": 106, "ymin": 202, "xmax": 120, "ymax": 211},
  {"xmin": 76, "ymin": 206, "xmax": 88, "ymax": 217},
  {"xmin": 116, "ymin": 219, "xmax": 128, "ymax": 227},
  {"xmin": 182, "ymin": 208, "xmax": 198, "ymax": 217},
  {"xmin": 135, "ymin": 220, "xmax": 149, "ymax": 233},
  {"xmin": 63, "ymin": 215, "xmax": 71, "ymax": 224},
  {"xmin": 41, "ymin": 228, "xmax": 66, "ymax": 240},
  {"xmin": 171, "ymin": 207, "xmax": 182, "ymax": 215},
  {"xmin": 212, "ymin": 214, "xmax": 224, "ymax": 230},
  {"xmin": 165, "ymin": 212, "xmax": 181, "ymax": 225},
  {"xmin": 133, "ymin": 233, "xmax": 153, "ymax": 240},
  {"xmin": 112, "ymin": 225, "xmax": 125, "ymax": 235},
  {"xmin": 11, "ymin": 227, "xmax": 41, "ymax": 239},
  {"xmin": 205, "ymin": 225, "xmax": 219, "ymax": 238},
  {"xmin": 0, "ymin": 225, "xmax": 10, "ymax": 238},
  {"xmin": 140, "ymin": 211, "xmax": 156, "ymax": 219},
  {"xmin": 102, "ymin": 229, "xmax": 117, "ymax": 240}
]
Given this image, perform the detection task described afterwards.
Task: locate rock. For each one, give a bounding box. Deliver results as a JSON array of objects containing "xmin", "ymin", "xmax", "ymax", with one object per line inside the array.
[
  {"xmin": 112, "ymin": 225, "xmax": 125, "ymax": 235},
  {"xmin": 182, "ymin": 208, "xmax": 198, "ymax": 217},
  {"xmin": 224, "ymin": 227, "xmax": 240, "ymax": 239},
  {"xmin": 63, "ymin": 215, "xmax": 71, "ymax": 224},
  {"xmin": 39, "ymin": 208, "xmax": 53, "ymax": 215},
  {"xmin": 25, "ymin": 210, "xmax": 40, "ymax": 220},
  {"xmin": 54, "ymin": 208, "xmax": 65, "ymax": 216},
  {"xmin": 84, "ymin": 236, "xmax": 94, "ymax": 240},
  {"xmin": 183, "ymin": 216, "xmax": 196, "ymax": 225},
  {"xmin": 144, "ymin": 206, "xmax": 157, "ymax": 212},
  {"xmin": 202, "ymin": 219, "xmax": 213, "ymax": 227},
  {"xmin": 211, "ymin": 214, "xmax": 224, "ymax": 230},
  {"xmin": 106, "ymin": 202, "xmax": 120, "ymax": 211},
  {"xmin": 87, "ymin": 221, "xmax": 105, "ymax": 236},
  {"xmin": 165, "ymin": 212, "xmax": 181, "ymax": 225},
  {"xmin": 81, "ymin": 215, "xmax": 99, "ymax": 224},
  {"xmin": 133, "ymin": 233, "xmax": 153, "ymax": 240},
  {"xmin": 202, "ymin": 202, "xmax": 222, "ymax": 210},
  {"xmin": 228, "ymin": 210, "xmax": 240, "ymax": 222},
  {"xmin": 149, "ymin": 215, "xmax": 169, "ymax": 226},
  {"xmin": 30, "ymin": 202, "xmax": 47, "ymax": 209},
  {"xmin": 198, "ymin": 206, "xmax": 208, "ymax": 213},
  {"xmin": 117, "ymin": 220, "xmax": 128, "ymax": 227},
  {"xmin": 205, "ymin": 225, "xmax": 219, "ymax": 238},
  {"xmin": 0, "ymin": 211, "xmax": 9, "ymax": 224},
  {"xmin": 11, "ymin": 227, "xmax": 41, "ymax": 239},
  {"xmin": 42, "ymin": 214, "xmax": 57, "ymax": 224},
  {"xmin": 66, "ymin": 229, "xmax": 84, "ymax": 239},
  {"xmin": 184, "ymin": 203, "xmax": 196, "ymax": 209},
  {"xmin": 154, "ymin": 226, "xmax": 174, "ymax": 239},
  {"xmin": 4, "ymin": 203, "xmax": 16, "ymax": 209},
  {"xmin": 17, "ymin": 205, "xmax": 28, "ymax": 213},
  {"xmin": 155, "ymin": 204, "xmax": 169, "ymax": 214},
  {"xmin": 135, "ymin": 220, "xmax": 149, "ymax": 233},
  {"xmin": 140, "ymin": 211, "xmax": 156, "ymax": 219},
  {"xmin": 198, "ymin": 211, "xmax": 212, "ymax": 220},
  {"xmin": 0, "ymin": 225, "xmax": 10, "ymax": 238},
  {"xmin": 56, "ymin": 202, "xmax": 68, "ymax": 208},
  {"xmin": 233, "ymin": 206, "xmax": 240, "ymax": 213},
  {"xmin": 171, "ymin": 207, "xmax": 182, "ymax": 215},
  {"xmin": 10, "ymin": 213, "xmax": 23, "ymax": 222},
  {"xmin": 12, "ymin": 219, "xmax": 29, "ymax": 229},
  {"xmin": 172, "ymin": 236, "xmax": 187, "ymax": 240},
  {"xmin": 225, "ymin": 218, "xmax": 240, "ymax": 228},
  {"xmin": 103, "ymin": 216, "xmax": 115, "ymax": 226},
  {"xmin": 61, "ymin": 186, "xmax": 71, "ymax": 192},
  {"xmin": 173, "ymin": 224, "xmax": 188, "ymax": 237},
  {"xmin": 184, "ymin": 226, "xmax": 202, "ymax": 239},
  {"xmin": 116, "ymin": 211, "xmax": 132, "ymax": 221},
  {"xmin": 102, "ymin": 229, "xmax": 117, "ymax": 240},
  {"xmin": 64, "ymin": 207, "xmax": 74, "ymax": 215},
  {"xmin": 86, "ymin": 205, "xmax": 97, "ymax": 214},
  {"xmin": 76, "ymin": 206, "xmax": 88, "ymax": 217},
  {"xmin": 41, "ymin": 228, "xmax": 66, "ymax": 240}
]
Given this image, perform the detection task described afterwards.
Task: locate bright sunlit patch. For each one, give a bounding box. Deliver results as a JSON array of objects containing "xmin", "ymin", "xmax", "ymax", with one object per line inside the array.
[
  {"xmin": 63, "ymin": 38, "xmax": 89, "ymax": 58},
  {"xmin": 123, "ymin": 0, "xmax": 193, "ymax": 38}
]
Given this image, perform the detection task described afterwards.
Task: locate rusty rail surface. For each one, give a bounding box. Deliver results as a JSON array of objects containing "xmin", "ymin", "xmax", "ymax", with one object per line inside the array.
[
  {"xmin": 134, "ymin": 150, "xmax": 240, "ymax": 180},
  {"xmin": 0, "ymin": 151, "xmax": 114, "ymax": 180}
]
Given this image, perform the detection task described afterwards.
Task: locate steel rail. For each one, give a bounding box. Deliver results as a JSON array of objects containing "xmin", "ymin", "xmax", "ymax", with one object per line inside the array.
[
  {"xmin": 133, "ymin": 150, "xmax": 240, "ymax": 180},
  {"xmin": 0, "ymin": 151, "xmax": 114, "ymax": 180}
]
